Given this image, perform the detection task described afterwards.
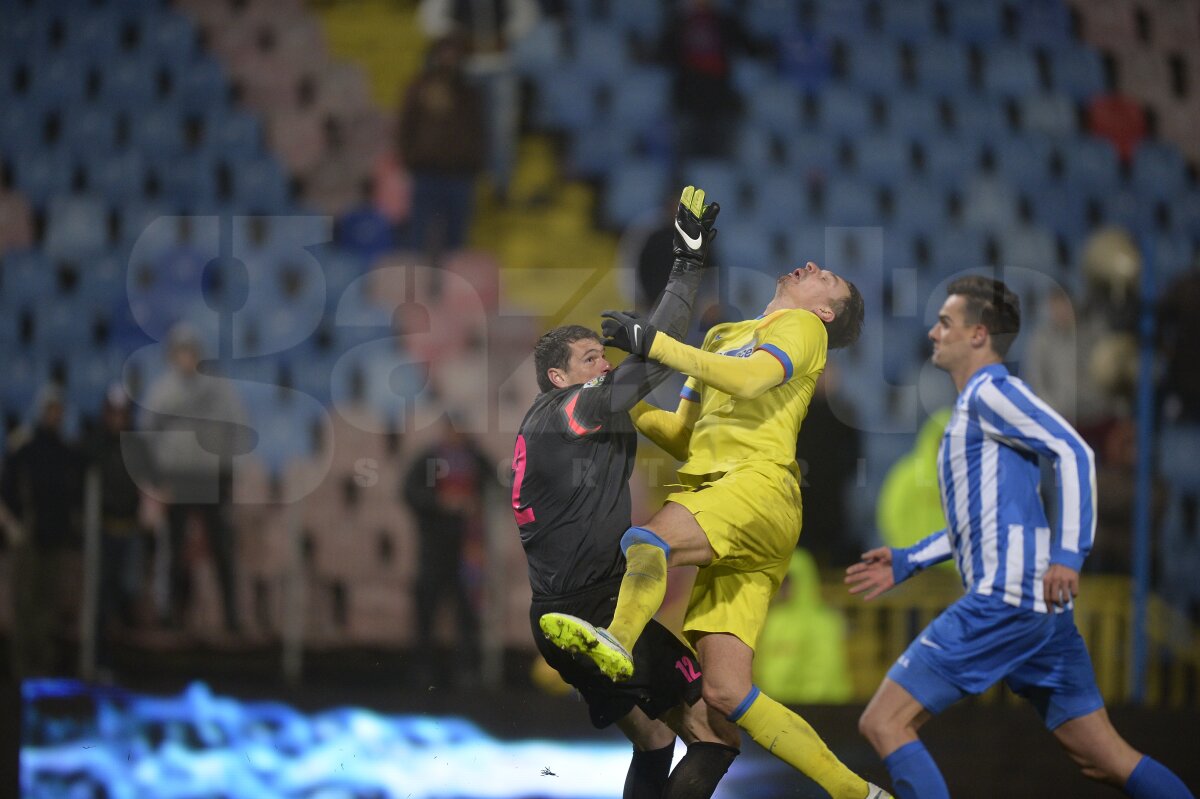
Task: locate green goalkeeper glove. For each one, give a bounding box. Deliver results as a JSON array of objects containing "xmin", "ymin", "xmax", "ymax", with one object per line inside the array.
[{"xmin": 673, "ymin": 185, "xmax": 720, "ymax": 265}]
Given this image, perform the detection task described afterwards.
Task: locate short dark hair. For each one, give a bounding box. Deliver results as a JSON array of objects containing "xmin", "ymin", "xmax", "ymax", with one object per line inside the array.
[
  {"xmin": 946, "ymin": 275, "xmax": 1021, "ymax": 357},
  {"xmin": 824, "ymin": 279, "xmax": 864, "ymax": 349},
  {"xmin": 533, "ymin": 324, "xmax": 600, "ymax": 392}
]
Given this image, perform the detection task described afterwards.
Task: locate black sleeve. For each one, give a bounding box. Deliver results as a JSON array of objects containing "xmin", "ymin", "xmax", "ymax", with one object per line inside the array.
[{"xmin": 402, "ymin": 448, "xmax": 438, "ymax": 513}]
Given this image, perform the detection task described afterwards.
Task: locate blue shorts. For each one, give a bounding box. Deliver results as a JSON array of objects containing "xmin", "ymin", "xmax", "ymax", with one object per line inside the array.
[{"xmin": 887, "ymin": 592, "xmax": 1105, "ymax": 730}]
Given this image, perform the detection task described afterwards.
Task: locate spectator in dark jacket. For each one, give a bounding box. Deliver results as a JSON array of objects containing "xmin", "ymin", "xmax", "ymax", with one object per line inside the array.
[{"xmin": 1, "ymin": 385, "xmax": 83, "ymax": 677}]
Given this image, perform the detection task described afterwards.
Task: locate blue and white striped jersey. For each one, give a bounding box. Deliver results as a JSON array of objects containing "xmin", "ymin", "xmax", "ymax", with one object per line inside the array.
[{"xmin": 893, "ymin": 364, "xmax": 1097, "ymax": 613}]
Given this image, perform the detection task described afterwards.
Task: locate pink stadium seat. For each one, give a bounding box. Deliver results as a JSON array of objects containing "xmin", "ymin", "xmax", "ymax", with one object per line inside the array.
[
  {"xmin": 1159, "ymin": 103, "xmax": 1200, "ymax": 164},
  {"xmin": 1147, "ymin": 0, "xmax": 1200, "ymax": 53},
  {"xmin": 309, "ymin": 62, "xmax": 372, "ymax": 118},
  {"xmin": 267, "ymin": 108, "xmax": 326, "ymax": 174},
  {"xmin": 0, "ymin": 191, "xmax": 34, "ymax": 253},
  {"xmin": 1074, "ymin": 0, "xmax": 1141, "ymax": 51},
  {"xmin": 1116, "ymin": 47, "xmax": 1177, "ymax": 109}
]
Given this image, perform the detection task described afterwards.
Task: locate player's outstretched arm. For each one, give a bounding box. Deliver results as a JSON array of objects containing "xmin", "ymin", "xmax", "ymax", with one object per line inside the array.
[
  {"xmin": 629, "ymin": 395, "xmax": 700, "ymax": 462},
  {"xmin": 845, "ymin": 547, "xmax": 896, "ymax": 601}
]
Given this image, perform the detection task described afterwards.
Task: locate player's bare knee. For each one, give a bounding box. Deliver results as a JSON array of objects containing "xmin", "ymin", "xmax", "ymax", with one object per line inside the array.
[
  {"xmin": 857, "ymin": 705, "xmax": 896, "ymax": 748},
  {"xmin": 700, "ymin": 681, "xmax": 745, "ymax": 719}
]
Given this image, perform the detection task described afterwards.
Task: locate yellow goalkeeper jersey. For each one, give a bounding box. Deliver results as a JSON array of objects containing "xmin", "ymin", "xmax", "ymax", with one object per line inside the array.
[{"xmin": 677, "ymin": 308, "xmax": 827, "ymax": 476}]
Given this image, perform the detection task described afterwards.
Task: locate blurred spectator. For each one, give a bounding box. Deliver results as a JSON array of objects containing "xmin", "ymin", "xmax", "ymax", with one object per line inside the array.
[
  {"xmin": 83, "ymin": 385, "xmax": 158, "ymax": 676},
  {"xmin": 140, "ymin": 324, "xmax": 249, "ymax": 635},
  {"xmin": 1, "ymin": 385, "xmax": 83, "ymax": 677},
  {"xmin": 795, "ymin": 367, "xmax": 863, "ymax": 570},
  {"xmin": 754, "ymin": 548, "xmax": 853, "ymax": 703},
  {"xmin": 1087, "ymin": 93, "xmax": 1147, "ymax": 163},
  {"xmin": 397, "ymin": 34, "xmax": 487, "ymax": 262},
  {"xmin": 1157, "ymin": 266, "xmax": 1200, "ymax": 425},
  {"xmin": 876, "ymin": 409, "xmax": 951, "ymax": 560},
  {"xmin": 402, "ymin": 415, "xmax": 495, "ymax": 686},
  {"xmin": 659, "ymin": 0, "xmax": 767, "ymax": 159},
  {"xmin": 418, "ymin": 0, "xmax": 539, "ymax": 199}
]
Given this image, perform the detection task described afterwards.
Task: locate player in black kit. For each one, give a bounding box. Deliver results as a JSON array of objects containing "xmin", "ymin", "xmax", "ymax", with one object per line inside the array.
[{"xmin": 512, "ymin": 187, "xmax": 741, "ymax": 799}]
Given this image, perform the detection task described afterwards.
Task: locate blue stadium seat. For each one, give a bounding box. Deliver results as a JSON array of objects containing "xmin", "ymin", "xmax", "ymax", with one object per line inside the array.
[
  {"xmin": 745, "ymin": 80, "xmax": 804, "ymax": 135},
  {"xmin": 1151, "ymin": 232, "xmax": 1197, "ymax": 285},
  {"xmin": 1028, "ymin": 185, "xmax": 1092, "ymax": 242},
  {"xmin": 744, "ymin": 0, "xmax": 799, "ymax": 40},
  {"xmin": 61, "ymin": 105, "xmax": 119, "ymax": 156},
  {"xmin": 754, "ymin": 171, "xmax": 815, "ymax": 234},
  {"xmin": 531, "ymin": 67, "xmax": 599, "ymax": 131},
  {"xmin": 991, "ymin": 134, "xmax": 1055, "ymax": 188},
  {"xmin": 952, "ymin": 96, "xmax": 1011, "ymax": 143},
  {"xmin": 929, "ymin": 226, "xmax": 989, "ymax": 275},
  {"xmin": 885, "ymin": 92, "xmax": 944, "ymax": 139},
  {"xmin": 948, "ymin": 0, "xmax": 1006, "ymax": 43},
  {"xmin": 846, "ymin": 38, "xmax": 904, "ymax": 94},
  {"xmin": 43, "ymin": 195, "xmax": 109, "ymax": 260},
  {"xmin": 63, "ymin": 10, "xmax": 123, "ymax": 61},
  {"xmin": 67, "ymin": 349, "xmax": 121, "ymax": 415},
  {"xmin": 777, "ymin": 30, "xmax": 834, "ymax": 91},
  {"xmin": 604, "ymin": 159, "xmax": 670, "ymax": 228},
  {"xmin": 732, "ymin": 127, "xmax": 776, "ymax": 173},
  {"xmin": 824, "ymin": 178, "xmax": 880, "ymax": 227},
  {"xmin": 998, "ymin": 224, "xmax": 1059, "ymax": 269},
  {"xmin": 98, "ymin": 55, "xmax": 160, "ymax": 109},
  {"xmin": 889, "ymin": 181, "xmax": 947, "ymax": 236},
  {"xmin": 1175, "ymin": 191, "xmax": 1200, "ymax": 238},
  {"xmin": 783, "ymin": 131, "xmax": 840, "ymax": 179},
  {"xmin": 1058, "ymin": 137, "xmax": 1121, "ymax": 194},
  {"xmin": 0, "ymin": 250, "xmax": 55, "ymax": 307},
  {"xmin": 914, "ymin": 40, "xmax": 972, "ymax": 96},
  {"xmin": 228, "ymin": 158, "xmax": 290, "ymax": 213},
  {"xmin": 1098, "ymin": 188, "xmax": 1157, "ymax": 232},
  {"xmin": 681, "ymin": 160, "xmax": 743, "ymax": 211},
  {"xmin": 813, "ymin": 0, "xmax": 869, "ymax": 38},
  {"xmin": 1019, "ymin": 92, "xmax": 1079, "ymax": 137},
  {"xmin": 1131, "ymin": 142, "xmax": 1189, "ymax": 202},
  {"xmin": 143, "ymin": 11, "xmax": 198, "ymax": 63},
  {"xmin": 610, "ymin": 67, "xmax": 670, "ymax": 132},
  {"xmin": 572, "ymin": 26, "xmax": 630, "ymax": 81},
  {"xmin": 27, "ymin": 54, "xmax": 91, "ymax": 107},
  {"xmin": 78, "ymin": 252, "xmax": 128, "ymax": 307},
  {"xmin": 961, "ymin": 176, "xmax": 1021, "ymax": 230},
  {"xmin": 0, "ymin": 102, "xmax": 50, "ymax": 156},
  {"xmin": 567, "ymin": 126, "xmax": 636, "ymax": 180},
  {"xmin": 34, "ymin": 295, "xmax": 83, "ymax": 356},
  {"xmin": 982, "ymin": 46, "xmax": 1041, "ymax": 97},
  {"xmin": 1, "ymin": 353, "xmax": 47, "ymax": 420},
  {"xmin": 512, "ymin": 18, "xmax": 564, "ymax": 77},
  {"xmin": 714, "ymin": 220, "xmax": 775, "ymax": 274},
  {"xmin": 129, "ymin": 106, "xmax": 187, "ymax": 159},
  {"xmin": 89, "ymin": 150, "xmax": 148, "ymax": 204},
  {"xmin": 608, "ymin": 1, "xmax": 664, "ymax": 43},
  {"xmin": 116, "ymin": 201, "xmax": 174, "ymax": 247},
  {"xmin": 1013, "ymin": 0, "xmax": 1075, "ymax": 47},
  {"xmin": 167, "ymin": 56, "xmax": 228, "ymax": 114},
  {"xmin": 879, "ymin": 0, "xmax": 938, "ymax": 42},
  {"xmin": 8, "ymin": 146, "xmax": 75, "ymax": 206},
  {"xmin": 820, "ymin": 85, "xmax": 874, "ymax": 136},
  {"xmin": 923, "ymin": 136, "xmax": 979, "ymax": 187},
  {"xmin": 1049, "ymin": 46, "xmax": 1107, "ymax": 102},
  {"xmin": 200, "ymin": 110, "xmax": 263, "ymax": 163},
  {"xmin": 784, "ymin": 224, "xmax": 830, "ymax": 268},
  {"xmin": 152, "ymin": 156, "xmax": 219, "ymax": 210},
  {"xmin": 732, "ymin": 55, "xmax": 778, "ymax": 97},
  {"xmin": 853, "ymin": 134, "xmax": 914, "ymax": 185}
]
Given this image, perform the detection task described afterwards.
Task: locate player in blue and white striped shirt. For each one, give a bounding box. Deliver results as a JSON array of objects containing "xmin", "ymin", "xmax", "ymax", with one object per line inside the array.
[{"xmin": 845, "ymin": 277, "xmax": 1194, "ymax": 799}]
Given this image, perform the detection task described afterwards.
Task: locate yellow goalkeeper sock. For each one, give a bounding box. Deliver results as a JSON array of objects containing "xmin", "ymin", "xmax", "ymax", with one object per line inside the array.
[
  {"xmin": 607, "ymin": 542, "xmax": 668, "ymax": 651},
  {"xmin": 732, "ymin": 688, "xmax": 869, "ymax": 799}
]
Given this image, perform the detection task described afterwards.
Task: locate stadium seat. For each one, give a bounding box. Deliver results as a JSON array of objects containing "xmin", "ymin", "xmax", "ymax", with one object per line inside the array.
[
  {"xmin": 65, "ymin": 10, "xmax": 123, "ymax": 61},
  {"xmin": 200, "ymin": 109, "xmax": 264, "ymax": 162},
  {"xmin": 8, "ymin": 146, "xmax": 76, "ymax": 206},
  {"xmin": 812, "ymin": 0, "xmax": 869, "ymax": 38},
  {"xmin": 845, "ymin": 38, "xmax": 904, "ymax": 94},
  {"xmin": 889, "ymin": 181, "xmax": 947, "ymax": 237},
  {"xmin": 608, "ymin": 1, "xmax": 664, "ymax": 43},
  {"xmin": 512, "ymin": 18, "xmax": 564, "ymax": 77},
  {"xmin": 0, "ymin": 101, "xmax": 50, "ymax": 158},
  {"xmin": 1075, "ymin": 0, "xmax": 1140, "ymax": 52},
  {"xmin": 609, "ymin": 67, "xmax": 670, "ymax": 132},
  {"xmin": 879, "ymin": 0, "xmax": 938, "ymax": 43},
  {"xmin": 745, "ymin": 79, "xmax": 805, "ymax": 135},
  {"xmin": 98, "ymin": 55, "xmax": 161, "ymax": 110},
  {"xmin": 819, "ymin": 85, "xmax": 874, "ymax": 137},
  {"xmin": 60, "ymin": 105, "xmax": 119, "ymax": 157},
  {"xmin": 755, "ymin": 171, "xmax": 816, "ymax": 234},
  {"xmin": 680, "ymin": 160, "xmax": 743, "ymax": 211},
  {"xmin": 129, "ymin": 106, "xmax": 187, "ymax": 159},
  {"xmin": 1131, "ymin": 141, "xmax": 1190, "ymax": 202},
  {"xmin": 991, "ymin": 134, "xmax": 1055, "ymax": 188},
  {"xmin": 143, "ymin": 11, "xmax": 199, "ymax": 63},
  {"xmin": 824, "ymin": 178, "xmax": 881, "ymax": 227},
  {"xmin": 961, "ymin": 176, "xmax": 1021, "ymax": 231},
  {"xmin": 1019, "ymin": 92, "xmax": 1080, "ymax": 137},
  {"xmin": 1058, "ymin": 136, "xmax": 1122, "ymax": 194},
  {"xmin": 27, "ymin": 54, "xmax": 91, "ymax": 107},
  {"xmin": 567, "ymin": 126, "xmax": 637, "ymax": 180},
  {"xmin": 914, "ymin": 40, "xmax": 973, "ymax": 96},
  {"xmin": 947, "ymin": 0, "xmax": 1006, "ymax": 43},
  {"xmin": 982, "ymin": 46, "xmax": 1041, "ymax": 97},
  {"xmin": 43, "ymin": 195, "xmax": 109, "ymax": 260},
  {"xmin": 152, "ymin": 156, "xmax": 219, "ymax": 210},
  {"xmin": 1028, "ymin": 184, "xmax": 1093, "ymax": 242},
  {"xmin": 853, "ymin": 134, "xmax": 914, "ymax": 185},
  {"xmin": 952, "ymin": 96, "xmax": 1011, "ymax": 143},
  {"xmin": 531, "ymin": 67, "xmax": 598, "ymax": 132},
  {"xmin": 266, "ymin": 108, "xmax": 325, "ymax": 174},
  {"xmin": 603, "ymin": 159, "xmax": 670, "ymax": 229},
  {"xmin": 777, "ymin": 30, "xmax": 834, "ymax": 91},
  {"xmin": 167, "ymin": 55, "xmax": 229, "ymax": 114},
  {"xmin": 929, "ymin": 226, "xmax": 990, "ymax": 275},
  {"xmin": 1147, "ymin": 0, "xmax": 1200, "ymax": 52},
  {"xmin": 572, "ymin": 26, "xmax": 630, "ymax": 81},
  {"xmin": 0, "ymin": 250, "xmax": 55, "ymax": 307},
  {"xmin": 1098, "ymin": 187, "xmax": 1158, "ymax": 232},
  {"xmin": 227, "ymin": 158, "xmax": 290, "ymax": 213},
  {"xmin": 999, "ymin": 224, "xmax": 1059, "ymax": 269},
  {"xmin": 1049, "ymin": 46, "xmax": 1108, "ymax": 102},
  {"xmin": 1012, "ymin": 0, "xmax": 1076, "ymax": 47},
  {"xmin": 885, "ymin": 92, "xmax": 944, "ymax": 139},
  {"xmin": 743, "ymin": 0, "xmax": 799, "ymax": 40},
  {"xmin": 732, "ymin": 127, "xmax": 777, "ymax": 173},
  {"xmin": 1116, "ymin": 49, "xmax": 1175, "ymax": 111},
  {"xmin": 782, "ymin": 131, "xmax": 840, "ymax": 179},
  {"xmin": 0, "ymin": 190, "xmax": 35, "ymax": 252},
  {"xmin": 923, "ymin": 136, "xmax": 980, "ymax": 187}
]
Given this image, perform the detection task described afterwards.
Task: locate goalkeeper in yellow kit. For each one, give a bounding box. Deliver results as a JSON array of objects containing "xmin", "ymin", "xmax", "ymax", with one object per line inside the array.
[{"xmin": 540, "ymin": 258, "xmax": 885, "ymax": 798}]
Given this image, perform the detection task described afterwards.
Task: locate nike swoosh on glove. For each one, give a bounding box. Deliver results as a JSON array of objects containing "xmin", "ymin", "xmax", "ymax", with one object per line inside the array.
[
  {"xmin": 673, "ymin": 185, "xmax": 720, "ymax": 265},
  {"xmin": 600, "ymin": 310, "xmax": 656, "ymax": 358}
]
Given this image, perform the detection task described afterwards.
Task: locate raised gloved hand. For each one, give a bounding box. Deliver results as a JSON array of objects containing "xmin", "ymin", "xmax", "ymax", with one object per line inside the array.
[
  {"xmin": 600, "ymin": 309, "xmax": 656, "ymax": 358},
  {"xmin": 673, "ymin": 185, "xmax": 720, "ymax": 265}
]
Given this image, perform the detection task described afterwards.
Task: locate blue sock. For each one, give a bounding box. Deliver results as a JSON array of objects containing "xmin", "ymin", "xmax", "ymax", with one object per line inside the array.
[
  {"xmin": 883, "ymin": 740, "xmax": 950, "ymax": 799},
  {"xmin": 1125, "ymin": 756, "xmax": 1196, "ymax": 799}
]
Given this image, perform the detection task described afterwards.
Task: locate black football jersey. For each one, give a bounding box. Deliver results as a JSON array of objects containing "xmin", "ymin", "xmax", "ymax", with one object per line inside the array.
[{"xmin": 512, "ymin": 373, "xmax": 638, "ymax": 600}]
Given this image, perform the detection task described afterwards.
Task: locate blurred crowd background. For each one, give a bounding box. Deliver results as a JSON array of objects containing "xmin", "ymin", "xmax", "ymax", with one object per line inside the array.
[{"xmin": 0, "ymin": 0, "xmax": 1198, "ymax": 718}]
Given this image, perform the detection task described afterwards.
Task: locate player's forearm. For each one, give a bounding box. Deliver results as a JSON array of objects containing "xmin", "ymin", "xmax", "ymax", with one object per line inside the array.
[
  {"xmin": 630, "ymin": 400, "xmax": 693, "ymax": 461},
  {"xmin": 647, "ymin": 258, "xmax": 704, "ymax": 342},
  {"xmin": 647, "ymin": 335, "xmax": 781, "ymax": 399},
  {"xmin": 892, "ymin": 529, "xmax": 952, "ymax": 584}
]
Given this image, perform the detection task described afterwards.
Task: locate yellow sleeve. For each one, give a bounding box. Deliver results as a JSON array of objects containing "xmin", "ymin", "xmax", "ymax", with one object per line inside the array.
[
  {"xmin": 754, "ymin": 309, "xmax": 828, "ymax": 382},
  {"xmin": 631, "ymin": 396, "xmax": 699, "ymax": 462},
  {"xmin": 648, "ymin": 334, "xmax": 786, "ymax": 399}
]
